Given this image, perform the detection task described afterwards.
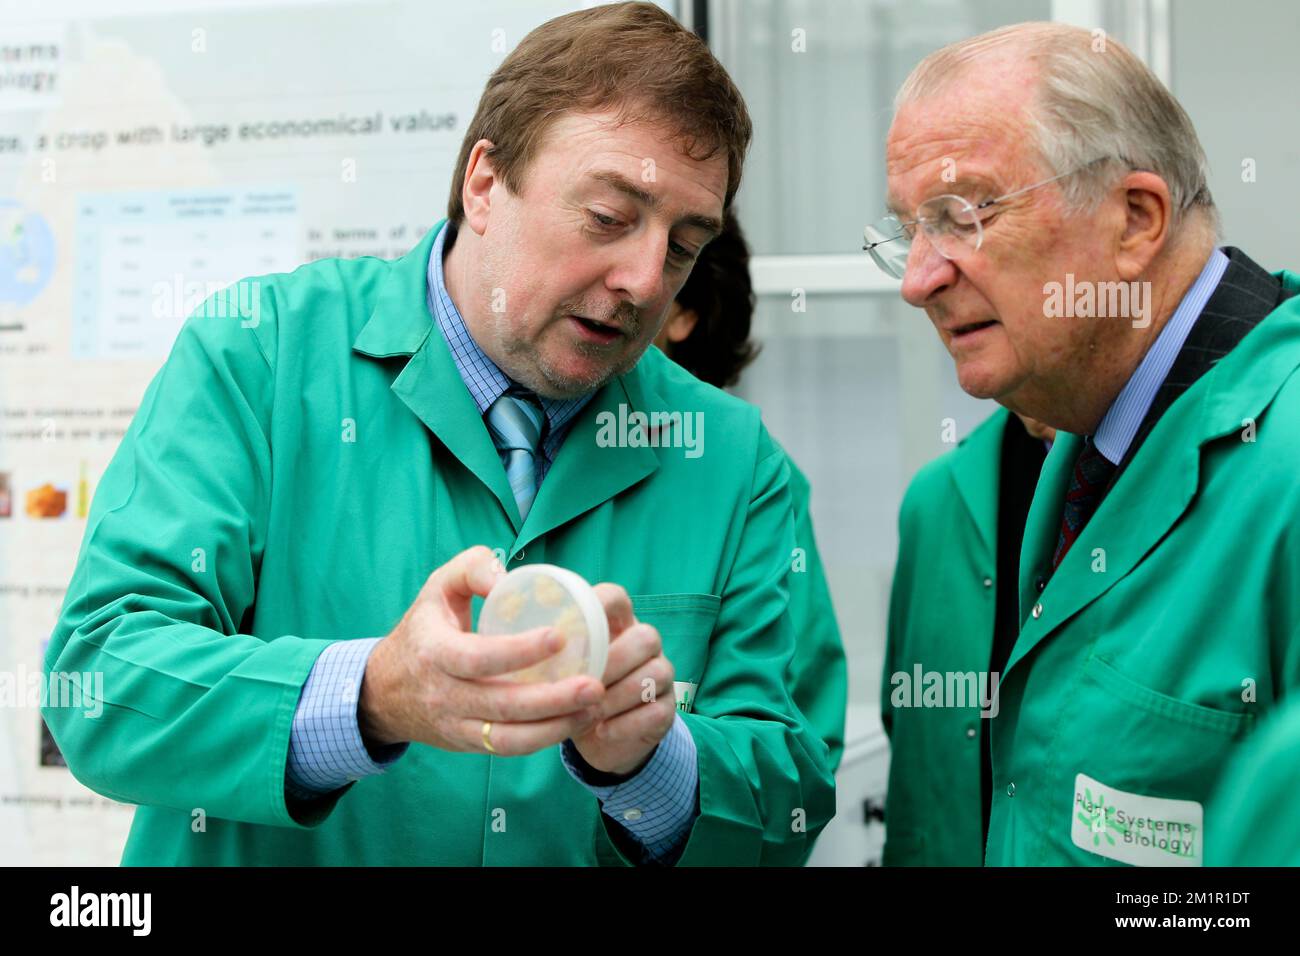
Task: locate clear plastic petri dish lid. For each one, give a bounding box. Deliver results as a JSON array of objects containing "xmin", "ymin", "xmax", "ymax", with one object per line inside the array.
[{"xmin": 477, "ymin": 564, "xmax": 609, "ymax": 684}]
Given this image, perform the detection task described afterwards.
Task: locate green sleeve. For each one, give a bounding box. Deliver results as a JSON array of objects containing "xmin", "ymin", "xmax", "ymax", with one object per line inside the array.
[
  {"xmin": 1207, "ymin": 502, "xmax": 1300, "ymax": 867},
  {"xmin": 599, "ymin": 431, "xmax": 836, "ymax": 866},
  {"xmin": 783, "ymin": 458, "xmax": 848, "ymax": 773},
  {"xmin": 1207, "ymin": 698, "xmax": 1300, "ymax": 865},
  {"xmin": 42, "ymin": 283, "xmax": 337, "ymax": 830}
]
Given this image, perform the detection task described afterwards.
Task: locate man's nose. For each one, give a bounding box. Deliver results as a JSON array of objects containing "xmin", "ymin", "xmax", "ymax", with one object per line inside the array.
[
  {"xmin": 899, "ymin": 231, "xmax": 958, "ymax": 307},
  {"xmin": 608, "ymin": 231, "xmax": 667, "ymax": 306}
]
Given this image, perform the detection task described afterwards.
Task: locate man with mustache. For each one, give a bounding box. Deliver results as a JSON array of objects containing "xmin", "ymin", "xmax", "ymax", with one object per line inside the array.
[{"xmin": 45, "ymin": 3, "xmax": 834, "ymax": 866}]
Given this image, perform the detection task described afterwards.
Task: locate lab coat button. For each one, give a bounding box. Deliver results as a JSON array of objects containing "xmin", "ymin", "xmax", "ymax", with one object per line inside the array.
[
  {"xmin": 982, "ymin": 577, "xmax": 993, "ymax": 589},
  {"xmin": 1007, "ymin": 782, "xmax": 1016, "ymax": 797},
  {"xmin": 623, "ymin": 808, "xmax": 643, "ymax": 821},
  {"xmin": 511, "ymin": 549, "xmax": 525, "ymax": 562},
  {"xmin": 966, "ymin": 726, "xmax": 977, "ymax": 739},
  {"xmin": 1031, "ymin": 602, "xmax": 1043, "ymax": 619}
]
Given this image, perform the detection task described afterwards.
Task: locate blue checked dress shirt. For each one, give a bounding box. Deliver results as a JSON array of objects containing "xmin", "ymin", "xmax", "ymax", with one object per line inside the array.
[
  {"xmin": 286, "ymin": 221, "xmax": 699, "ymax": 865},
  {"xmin": 1091, "ymin": 248, "xmax": 1229, "ymax": 464}
]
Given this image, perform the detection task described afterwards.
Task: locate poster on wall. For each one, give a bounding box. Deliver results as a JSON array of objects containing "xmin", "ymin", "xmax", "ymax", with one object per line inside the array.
[{"xmin": 0, "ymin": 0, "xmax": 581, "ymax": 866}]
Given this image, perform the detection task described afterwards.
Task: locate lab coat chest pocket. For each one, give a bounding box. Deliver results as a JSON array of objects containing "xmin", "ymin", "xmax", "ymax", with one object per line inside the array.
[
  {"xmin": 628, "ymin": 593, "xmax": 720, "ymax": 713},
  {"xmin": 1043, "ymin": 654, "xmax": 1257, "ymax": 865},
  {"xmin": 1057, "ymin": 655, "xmax": 1254, "ymax": 820}
]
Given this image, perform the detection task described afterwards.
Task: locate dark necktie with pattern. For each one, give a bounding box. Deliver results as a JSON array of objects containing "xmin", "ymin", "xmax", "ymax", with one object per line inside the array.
[{"xmin": 1051, "ymin": 439, "xmax": 1117, "ymax": 571}]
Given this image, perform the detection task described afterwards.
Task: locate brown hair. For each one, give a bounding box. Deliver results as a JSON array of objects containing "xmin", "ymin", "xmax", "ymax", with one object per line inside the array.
[{"xmin": 446, "ymin": 2, "xmax": 752, "ymax": 224}]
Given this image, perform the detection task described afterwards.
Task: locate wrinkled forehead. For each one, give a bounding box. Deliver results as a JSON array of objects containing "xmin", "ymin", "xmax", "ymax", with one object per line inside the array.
[
  {"xmin": 885, "ymin": 88, "xmax": 1040, "ymax": 208},
  {"xmin": 534, "ymin": 107, "xmax": 728, "ymax": 203}
]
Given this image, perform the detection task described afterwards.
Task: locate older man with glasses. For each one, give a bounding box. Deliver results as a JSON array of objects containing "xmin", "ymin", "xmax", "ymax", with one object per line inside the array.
[{"xmin": 873, "ymin": 22, "xmax": 1300, "ymax": 867}]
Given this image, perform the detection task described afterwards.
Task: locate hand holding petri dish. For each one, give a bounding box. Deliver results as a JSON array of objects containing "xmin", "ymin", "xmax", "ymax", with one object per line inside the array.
[{"xmin": 477, "ymin": 564, "xmax": 610, "ymax": 684}]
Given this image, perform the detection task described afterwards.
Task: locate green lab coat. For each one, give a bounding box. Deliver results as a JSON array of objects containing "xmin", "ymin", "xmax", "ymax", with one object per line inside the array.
[
  {"xmin": 43, "ymin": 220, "xmax": 840, "ymax": 866},
  {"xmin": 1206, "ymin": 695, "xmax": 1300, "ymax": 866},
  {"xmin": 784, "ymin": 459, "xmax": 847, "ymax": 773},
  {"xmin": 882, "ymin": 408, "xmax": 1009, "ymax": 866},
  {"xmin": 987, "ymin": 269, "xmax": 1300, "ymax": 866}
]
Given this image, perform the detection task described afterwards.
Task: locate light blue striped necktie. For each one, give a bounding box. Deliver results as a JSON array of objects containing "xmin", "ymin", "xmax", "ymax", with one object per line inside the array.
[{"xmin": 485, "ymin": 387, "xmax": 547, "ymax": 521}]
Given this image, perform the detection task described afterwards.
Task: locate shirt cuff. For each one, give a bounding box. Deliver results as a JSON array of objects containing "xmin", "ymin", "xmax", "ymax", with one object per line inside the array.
[
  {"xmin": 285, "ymin": 638, "xmax": 409, "ymax": 801},
  {"xmin": 560, "ymin": 712, "xmax": 699, "ymax": 865}
]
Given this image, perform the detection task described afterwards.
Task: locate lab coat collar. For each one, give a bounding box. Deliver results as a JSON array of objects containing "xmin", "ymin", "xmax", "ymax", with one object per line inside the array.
[
  {"xmin": 351, "ymin": 222, "xmax": 443, "ymax": 360},
  {"xmin": 514, "ymin": 368, "xmax": 660, "ymax": 552},
  {"xmin": 946, "ymin": 406, "xmax": 1008, "ymax": 561},
  {"xmin": 351, "ymin": 219, "xmax": 659, "ymax": 539},
  {"xmin": 1008, "ymin": 276, "xmax": 1300, "ymax": 677}
]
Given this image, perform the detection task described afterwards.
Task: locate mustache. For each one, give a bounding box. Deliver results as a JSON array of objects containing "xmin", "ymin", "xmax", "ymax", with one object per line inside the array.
[{"xmin": 561, "ymin": 300, "xmax": 642, "ymax": 336}]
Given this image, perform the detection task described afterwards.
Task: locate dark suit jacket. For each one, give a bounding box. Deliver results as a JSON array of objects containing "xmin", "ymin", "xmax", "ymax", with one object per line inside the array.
[{"xmin": 1111, "ymin": 247, "xmax": 1297, "ymax": 486}]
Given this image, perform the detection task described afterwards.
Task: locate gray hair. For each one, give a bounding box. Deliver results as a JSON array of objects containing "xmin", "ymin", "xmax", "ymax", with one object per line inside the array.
[{"xmin": 895, "ymin": 22, "xmax": 1220, "ymax": 238}]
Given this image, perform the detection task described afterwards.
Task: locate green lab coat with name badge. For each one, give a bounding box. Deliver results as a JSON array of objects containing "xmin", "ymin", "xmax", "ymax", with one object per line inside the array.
[
  {"xmin": 987, "ymin": 270, "xmax": 1300, "ymax": 866},
  {"xmin": 882, "ymin": 408, "xmax": 1008, "ymax": 866},
  {"xmin": 43, "ymin": 220, "xmax": 840, "ymax": 866}
]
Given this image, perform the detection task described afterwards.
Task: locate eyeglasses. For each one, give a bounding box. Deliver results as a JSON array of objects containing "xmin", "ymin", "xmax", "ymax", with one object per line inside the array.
[{"xmin": 863, "ymin": 160, "xmax": 1111, "ymax": 280}]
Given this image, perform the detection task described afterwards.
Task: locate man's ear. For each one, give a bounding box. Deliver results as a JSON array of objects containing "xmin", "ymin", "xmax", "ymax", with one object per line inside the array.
[
  {"xmin": 662, "ymin": 303, "xmax": 700, "ymax": 344},
  {"xmin": 461, "ymin": 139, "xmax": 496, "ymax": 237},
  {"xmin": 1114, "ymin": 171, "xmax": 1173, "ymax": 282}
]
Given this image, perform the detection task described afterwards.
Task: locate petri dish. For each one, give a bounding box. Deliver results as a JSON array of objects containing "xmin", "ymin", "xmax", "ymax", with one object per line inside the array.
[{"xmin": 477, "ymin": 564, "xmax": 609, "ymax": 684}]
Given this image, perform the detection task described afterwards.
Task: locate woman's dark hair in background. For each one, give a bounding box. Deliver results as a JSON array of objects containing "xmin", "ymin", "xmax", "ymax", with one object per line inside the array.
[{"xmin": 666, "ymin": 212, "xmax": 761, "ymax": 388}]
